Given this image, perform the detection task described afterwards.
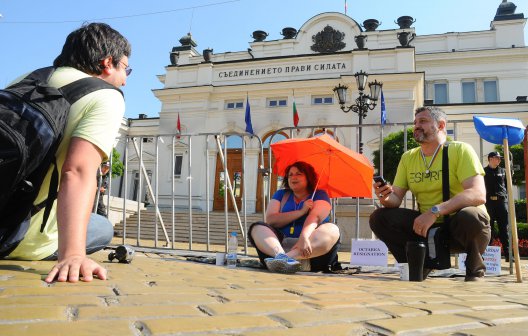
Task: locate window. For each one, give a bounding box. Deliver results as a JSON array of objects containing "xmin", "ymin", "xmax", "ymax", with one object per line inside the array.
[
  {"xmin": 312, "ymin": 96, "xmax": 333, "ymax": 105},
  {"xmin": 142, "ymin": 137, "xmax": 154, "ymax": 143},
  {"xmin": 433, "ymin": 83, "xmax": 448, "ymax": 104},
  {"xmin": 225, "ymin": 101, "xmax": 244, "ymax": 109},
  {"xmin": 173, "ymin": 154, "xmax": 183, "ymax": 177},
  {"xmin": 462, "ymin": 82, "xmax": 476, "ymax": 103},
  {"xmin": 484, "ymin": 80, "xmax": 498, "ymax": 102},
  {"xmin": 267, "ymin": 98, "xmax": 287, "ymax": 107}
]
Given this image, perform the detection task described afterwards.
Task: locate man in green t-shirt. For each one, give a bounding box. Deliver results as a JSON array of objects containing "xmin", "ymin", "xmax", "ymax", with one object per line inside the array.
[{"xmin": 370, "ymin": 106, "xmax": 491, "ymax": 281}]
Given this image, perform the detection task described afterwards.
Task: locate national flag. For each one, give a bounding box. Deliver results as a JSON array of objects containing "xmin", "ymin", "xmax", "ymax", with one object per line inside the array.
[
  {"xmin": 245, "ymin": 95, "xmax": 254, "ymax": 134},
  {"xmin": 293, "ymin": 99, "xmax": 299, "ymax": 127},
  {"xmin": 380, "ymin": 90, "xmax": 386, "ymax": 125},
  {"xmin": 177, "ymin": 112, "xmax": 181, "ymax": 139}
]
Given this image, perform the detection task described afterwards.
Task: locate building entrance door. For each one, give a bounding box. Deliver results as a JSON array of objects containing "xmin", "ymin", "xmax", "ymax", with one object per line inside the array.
[{"xmin": 213, "ymin": 149, "xmax": 243, "ymax": 211}]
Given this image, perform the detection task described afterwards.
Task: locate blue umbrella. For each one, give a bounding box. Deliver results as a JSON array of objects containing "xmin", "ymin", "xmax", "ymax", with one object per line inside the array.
[{"xmin": 473, "ymin": 116, "xmax": 524, "ymax": 145}]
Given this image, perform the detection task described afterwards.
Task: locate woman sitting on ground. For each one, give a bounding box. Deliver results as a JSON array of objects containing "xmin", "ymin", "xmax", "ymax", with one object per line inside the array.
[{"xmin": 248, "ymin": 161, "xmax": 341, "ymax": 273}]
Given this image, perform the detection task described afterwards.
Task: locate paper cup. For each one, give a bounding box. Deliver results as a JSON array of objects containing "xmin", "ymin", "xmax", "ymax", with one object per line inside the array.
[
  {"xmin": 398, "ymin": 263, "xmax": 409, "ymax": 281},
  {"xmin": 215, "ymin": 252, "xmax": 226, "ymax": 266}
]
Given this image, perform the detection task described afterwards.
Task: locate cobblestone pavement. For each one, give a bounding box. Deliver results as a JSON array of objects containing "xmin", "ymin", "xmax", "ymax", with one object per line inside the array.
[{"xmin": 1, "ymin": 247, "xmax": 527, "ymax": 336}]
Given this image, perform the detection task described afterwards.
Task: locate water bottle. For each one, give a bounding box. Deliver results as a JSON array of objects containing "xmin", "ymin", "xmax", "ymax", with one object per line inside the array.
[{"xmin": 226, "ymin": 232, "xmax": 238, "ymax": 269}]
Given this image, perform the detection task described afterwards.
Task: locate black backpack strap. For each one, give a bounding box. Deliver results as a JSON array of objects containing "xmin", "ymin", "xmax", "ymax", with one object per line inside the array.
[
  {"xmin": 442, "ymin": 142, "xmax": 450, "ymax": 224},
  {"xmin": 40, "ymin": 157, "xmax": 59, "ymax": 232},
  {"xmin": 25, "ymin": 66, "xmax": 56, "ymax": 83},
  {"xmin": 61, "ymin": 77, "xmax": 123, "ymax": 104}
]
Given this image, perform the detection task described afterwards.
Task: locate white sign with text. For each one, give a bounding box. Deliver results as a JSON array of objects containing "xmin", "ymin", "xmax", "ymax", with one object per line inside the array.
[
  {"xmin": 458, "ymin": 246, "xmax": 501, "ymax": 276},
  {"xmin": 350, "ymin": 239, "xmax": 389, "ymax": 266}
]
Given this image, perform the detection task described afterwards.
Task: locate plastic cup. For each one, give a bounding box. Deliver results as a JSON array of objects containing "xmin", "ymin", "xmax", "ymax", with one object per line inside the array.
[
  {"xmin": 398, "ymin": 263, "xmax": 409, "ymax": 281},
  {"xmin": 215, "ymin": 252, "xmax": 226, "ymax": 266}
]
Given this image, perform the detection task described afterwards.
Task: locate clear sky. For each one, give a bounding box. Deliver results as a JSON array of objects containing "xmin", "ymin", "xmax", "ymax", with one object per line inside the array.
[{"xmin": 1, "ymin": 0, "xmax": 526, "ymax": 119}]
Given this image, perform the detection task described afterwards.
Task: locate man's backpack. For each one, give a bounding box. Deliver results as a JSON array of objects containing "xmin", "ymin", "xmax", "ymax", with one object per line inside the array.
[{"xmin": 0, "ymin": 66, "xmax": 122, "ymax": 257}]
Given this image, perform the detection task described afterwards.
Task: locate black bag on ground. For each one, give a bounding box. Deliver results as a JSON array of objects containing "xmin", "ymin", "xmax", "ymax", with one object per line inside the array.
[
  {"xmin": 424, "ymin": 225, "xmax": 451, "ymax": 269},
  {"xmin": 0, "ymin": 67, "xmax": 121, "ymax": 257},
  {"xmin": 423, "ymin": 143, "xmax": 451, "ymax": 270}
]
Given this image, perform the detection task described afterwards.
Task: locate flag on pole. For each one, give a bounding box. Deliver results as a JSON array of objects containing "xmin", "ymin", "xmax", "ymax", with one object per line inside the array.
[
  {"xmin": 380, "ymin": 90, "xmax": 386, "ymax": 125},
  {"xmin": 245, "ymin": 95, "xmax": 254, "ymax": 134},
  {"xmin": 293, "ymin": 99, "xmax": 299, "ymax": 127},
  {"xmin": 344, "ymin": 0, "xmax": 348, "ymax": 15},
  {"xmin": 176, "ymin": 112, "xmax": 181, "ymax": 139}
]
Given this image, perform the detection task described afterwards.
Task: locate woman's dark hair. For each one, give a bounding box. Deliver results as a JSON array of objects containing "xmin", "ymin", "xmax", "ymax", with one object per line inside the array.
[
  {"xmin": 54, "ymin": 22, "xmax": 131, "ymax": 75},
  {"xmin": 281, "ymin": 161, "xmax": 318, "ymax": 194}
]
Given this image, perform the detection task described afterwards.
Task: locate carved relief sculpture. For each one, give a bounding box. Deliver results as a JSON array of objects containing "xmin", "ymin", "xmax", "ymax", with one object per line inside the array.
[{"xmin": 311, "ymin": 25, "xmax": 346, "ymax": 53}]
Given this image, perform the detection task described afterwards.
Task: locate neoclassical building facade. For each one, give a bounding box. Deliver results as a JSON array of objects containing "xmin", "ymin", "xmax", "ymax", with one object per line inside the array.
[{"xmin": 116, "ymin": 2, "xmax": 527, "ymax": 216}]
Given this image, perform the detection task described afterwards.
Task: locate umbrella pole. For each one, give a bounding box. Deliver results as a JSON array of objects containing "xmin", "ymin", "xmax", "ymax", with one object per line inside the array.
[
  {"xmin": 311, "ymin": 175, "xmax": 321, "ymax": 200},
  {"xmin": 503, "ymin": 138, "xmax": 523, "ymax": 283}
]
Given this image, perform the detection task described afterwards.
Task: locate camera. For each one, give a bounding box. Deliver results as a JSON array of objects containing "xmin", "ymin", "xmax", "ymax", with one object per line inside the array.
[{"xmin": 108, "ymin": 245, "xmax": 135, "ymax": 263}]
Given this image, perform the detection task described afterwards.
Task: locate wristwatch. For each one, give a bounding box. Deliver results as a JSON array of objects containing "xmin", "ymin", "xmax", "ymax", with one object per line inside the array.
[{"xmin": 431, "ymin": 205, "xmax": 441, "ymax": 218}]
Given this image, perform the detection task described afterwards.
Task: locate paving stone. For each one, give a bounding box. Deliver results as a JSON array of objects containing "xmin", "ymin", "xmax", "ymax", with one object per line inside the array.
[
  {"xmin": 116, "ymin": 293, "xmax": 219, "ymax": 305},
  {"xmin": 305, "ymin": 298, "xmax": 401, "ymax": 309},
  {"xmin": 454, "ymin": 320, "xmax": 528, "ymax": 335},
  {"xmin": 0, "ymin": 306, "xmax": 68, "ymax": 323},
  {"xmin": 371, "ymin": 304, "xmax": 430, "ymax": 317},
  {"xmin": 450, "ymin": 300, "xmax": 526, "ymax": 310},
  {"xmin": 140, "ymin": 315, "xmax": 280, "ymax": 334},
  {"xmin": 366, "ymin": 314, "xmax": 484, "ymax": 335},
  {"xmin": 0, "ymin": 286, "xmax": 114, "ymax": 297},
  {"xmin": 0, "ymin": 320, "xmax": 133, "ymax": 336},
  {"xmin": 78, "ymin": 304, "xmax": 203, "ymax": 319},
  {"xmin": 0, "ymin": 296, "xmax": 103, "ymax": 306},
  {"xmin": 217, "ymin": 292, "xmax": 304, "ymax": 302},
  {"xmin": 115, "ymin": 282, "xmax": 212, "ymax": 295},
  {"xmin": 304, "ymin": 292, "xmax": 383, "ymax": 301},
  {"xmin": 456, "ymin": 308, "xmax": 528, "ymax": 324},
  {"xmin": 201, "ymin": 301, "xmax": 311, "ymax": 315},
  {"xmin": 407, "ymin": 303, "xmax": 473, "ymax": 314},
  {"xmin": 272, "ymin": 307, "xmax": 389, "ymax": 327},
  {"xmin": 243, "ymin": 322, "xmax": 368, "ymax": 335}
]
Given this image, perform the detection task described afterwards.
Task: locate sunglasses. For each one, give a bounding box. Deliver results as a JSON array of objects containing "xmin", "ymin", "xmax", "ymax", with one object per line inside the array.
[{"xmin": 119, "ymin": 61, "xmax": 132, "ymax": 76}]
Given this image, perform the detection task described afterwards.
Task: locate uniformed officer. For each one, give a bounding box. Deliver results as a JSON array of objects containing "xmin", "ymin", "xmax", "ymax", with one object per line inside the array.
[{"xmin": 483, "ymin": 151, "xmax": 509, "ymax": 261}]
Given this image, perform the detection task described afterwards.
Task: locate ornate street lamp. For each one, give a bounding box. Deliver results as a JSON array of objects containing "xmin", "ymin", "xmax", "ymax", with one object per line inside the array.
[{"xmin": 333, "ymin": 71, "xmax": 383, "ymax": 153}]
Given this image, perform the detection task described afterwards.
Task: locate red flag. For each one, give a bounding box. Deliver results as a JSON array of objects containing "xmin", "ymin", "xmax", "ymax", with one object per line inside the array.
[
  {"xmin": 293, "ymin": 100, "xmax": 299, "ymax": 127},
  {"xmin": 177, "ymin": 113, "xmax": 181, "ymax": 139}
]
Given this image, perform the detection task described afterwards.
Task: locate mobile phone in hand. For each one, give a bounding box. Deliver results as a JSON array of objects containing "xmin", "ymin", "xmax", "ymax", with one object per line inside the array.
[{"xmin": 373, "ymin": 175, "xmax": 387, "ymax": 187}]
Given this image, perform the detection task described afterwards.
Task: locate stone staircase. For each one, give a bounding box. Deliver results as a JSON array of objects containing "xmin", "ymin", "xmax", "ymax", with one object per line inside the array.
[{"xmin": 114, "ymin": 208, "xmax": 264, "ymax": 246}]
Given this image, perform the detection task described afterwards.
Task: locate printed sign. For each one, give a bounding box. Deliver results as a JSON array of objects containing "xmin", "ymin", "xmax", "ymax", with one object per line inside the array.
[
  {"xmin": 350, "ymin": 239, "xmax": 388, "ymax": 266},
  {"xmin": 458, "ymin": 246, "xmax": 501, "ymax": 276}
]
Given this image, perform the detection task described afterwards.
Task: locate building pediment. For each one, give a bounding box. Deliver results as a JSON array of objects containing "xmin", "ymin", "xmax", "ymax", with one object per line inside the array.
[{"xmin": 295, "ymin": 12, "xmax": 362, "ymax": 54}]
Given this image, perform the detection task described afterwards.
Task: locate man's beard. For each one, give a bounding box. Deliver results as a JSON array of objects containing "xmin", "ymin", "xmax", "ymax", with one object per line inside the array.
[{"xmin": 413, "ymin": 127, "xmax": 438, "ymax": 143}]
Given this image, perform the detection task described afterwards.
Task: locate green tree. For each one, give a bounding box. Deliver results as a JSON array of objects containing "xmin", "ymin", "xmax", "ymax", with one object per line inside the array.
[
  {"xmin": 110, "ymin": 148, "xmax": 124, "ymax": 178},
  {"xmin": 493, "ymin": 143, "xmax": 525, "ymax": 186},
  {"xmin": 372, "ymin": 128, "xmax": 419, "ymax": 184}
]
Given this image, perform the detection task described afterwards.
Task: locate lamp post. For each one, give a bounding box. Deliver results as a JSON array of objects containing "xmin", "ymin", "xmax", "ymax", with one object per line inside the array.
[{"xmin": 333, "ymin": 71, "xmax": 383, "ymax": 153}]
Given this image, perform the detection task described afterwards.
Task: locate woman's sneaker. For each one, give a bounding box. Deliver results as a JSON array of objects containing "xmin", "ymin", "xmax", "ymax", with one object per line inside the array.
[{"xmin": 265, "ymin": 253, "xmax": 301, "ymax": 274}]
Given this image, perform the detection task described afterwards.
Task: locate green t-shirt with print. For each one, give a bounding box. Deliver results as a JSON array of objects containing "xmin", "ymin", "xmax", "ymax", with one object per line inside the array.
[{"xmin": 393, "ymin": 141, "xmax": 486, "ymax": 218}]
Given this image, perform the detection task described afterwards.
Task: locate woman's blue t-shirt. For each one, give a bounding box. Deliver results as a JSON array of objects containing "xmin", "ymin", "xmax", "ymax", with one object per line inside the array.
[{"xmin": 271, "ymin": 189, "xmax": 331, "ymax": 238}]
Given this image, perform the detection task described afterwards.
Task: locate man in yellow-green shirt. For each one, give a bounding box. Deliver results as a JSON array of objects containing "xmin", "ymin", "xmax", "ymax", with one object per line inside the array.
[
  {"xmin": 3, "ymin": 23, "xmax": 131, "ymax": 284},
  {"xmin": 371, "ymin": 106, "xmax": 491, "ymax": 281}
]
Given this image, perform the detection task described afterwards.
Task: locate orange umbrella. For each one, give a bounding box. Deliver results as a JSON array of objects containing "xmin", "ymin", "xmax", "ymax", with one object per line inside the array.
[{"xmin": 270, "ymin": 133, "xmax": 374, "ymax": 198}]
